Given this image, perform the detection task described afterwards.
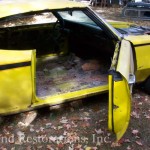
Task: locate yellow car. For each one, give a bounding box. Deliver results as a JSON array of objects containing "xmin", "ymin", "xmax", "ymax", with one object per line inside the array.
[{"xmin": 0, "ymin": 0, "xmax": 150, "ymax": 141}]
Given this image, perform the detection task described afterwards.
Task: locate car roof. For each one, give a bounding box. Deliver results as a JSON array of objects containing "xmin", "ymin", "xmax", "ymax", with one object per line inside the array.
[{"xmin": 0, "ymin": 0, "xmax": 86, "ymax": 19}]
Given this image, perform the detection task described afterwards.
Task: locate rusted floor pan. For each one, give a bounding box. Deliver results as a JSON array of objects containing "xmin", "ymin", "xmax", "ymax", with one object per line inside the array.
[{"xmin": 36, "ymin": 53, "xmax": 109, "ymax": 98}]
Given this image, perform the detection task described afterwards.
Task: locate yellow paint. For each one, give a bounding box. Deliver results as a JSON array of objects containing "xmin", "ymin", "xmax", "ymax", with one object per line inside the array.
[
  {"xmin": 108, "ymin": 21, "xmax": 133, "ymax": 29},
  {"xmin": 0, "ymin": 50, "xmax": 35, "ymax": 114},
  {"xmin": 113, "ymin": 77, "xmax": 131, "ymax": 140},
  {"xmin": 0, "ymin": 50, "xmax": 32, "ymax": 65},
  {"xmin": 0, "ymin": 0, "xmax": 85, "ymax": 19},
  {"xmin": 135, "ymin": 45, "xmax": 150, "ymax": 82},
  {"xmin": 108, "ymin": 75, "xmax": 131, "ymax": 141},
  {"xmin": 32, "ymin": 85, "xmax": 108, "ymax": 108},
  {"xmin": 136, "ymin": 69, "xmax": 150, "ymax": 82},
  {"xmin": 125, "ymin": 35, "xmax": 150, "ymax": 45},
  {"xmin": 108, "ymin": 40, "xmax": 132, "ymax": 141},
  {"xmin": 125, "ymin": 35, "xmax": 150, "ymax": 82},
  {"xmin": 108, "ymin": 75, "xmax": 113, "ymax": 131}
]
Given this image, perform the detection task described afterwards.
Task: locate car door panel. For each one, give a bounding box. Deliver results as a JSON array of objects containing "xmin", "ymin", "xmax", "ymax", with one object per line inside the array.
[
  {"xmin": 0, "ymin": 50, "xmax": 35, "ymax": 115},
  {"xmin": 109, "ymin": 40, "xmax": 134, "ymax": 140}
]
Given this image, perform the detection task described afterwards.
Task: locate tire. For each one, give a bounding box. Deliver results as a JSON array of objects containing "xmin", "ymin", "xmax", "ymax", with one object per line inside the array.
[{"xmin": 145, "ymin": 77, "xmax": 150, "ymax": 94}]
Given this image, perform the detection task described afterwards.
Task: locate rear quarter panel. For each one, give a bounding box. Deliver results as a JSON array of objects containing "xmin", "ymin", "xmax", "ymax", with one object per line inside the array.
[{"xmin": 125, "ymin": 35, "xmax": 150, "ymax": 82}]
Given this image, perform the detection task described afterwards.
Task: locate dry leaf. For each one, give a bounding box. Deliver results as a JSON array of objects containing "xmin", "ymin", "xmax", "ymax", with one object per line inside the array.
[
  {"xmin": 0, "ymin": 148, "xmax": 7, "ymax": 150},
  {"xmin": 138, "ymin": 102, "xmax": 142, "ymax": 105},
  {"xmin": 144, "ymin": 114, "xmax": 150, "ymax": 119},
  {"xmin": 132, "ymin": 129, "xmax": 139, "ymax": 135},
  {"xmin": 131, "ymin": 111, "xmax": 139, "ymax": 118},
  {"xmin": 37, "ymin": 146, "xmax": 43, "ymax": 149},
  {"xmin": 95, "ymin": 129, "xmax": 104, "ymax": 134},
  {"xmin": 126, "ymin": 145, "xmax": 132, "ymax": 150},
  {"xmin": 136, "ymin": 140, "xmax": 143, "ymax": 146},
  {"xmin": 111, "ymin": 142, "xmax": 121, "ymax": 147},
  {"xmin": 60, "ymin": 117, "xmax": 68, "ymax": 124},
  {"xmin": 124, "ymin": 138, "xmax": 131, "ymax": 143},
  {"xmin": 47, "ymin": 145, "xmax": 53, "ymax": 150},
  {"xmin": 46, "ymin": 123, "xmax": 52, "ymax": 128}
]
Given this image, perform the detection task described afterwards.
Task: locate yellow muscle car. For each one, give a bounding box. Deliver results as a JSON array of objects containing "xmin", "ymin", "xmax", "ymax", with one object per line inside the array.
[{"xmin": 0, "ymin": 0, "xmax": 150, "ymax": 141}]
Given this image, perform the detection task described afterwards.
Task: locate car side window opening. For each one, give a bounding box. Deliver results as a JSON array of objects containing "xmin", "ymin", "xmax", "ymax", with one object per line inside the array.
[{"xmin": 0, "ymin": 12, "xmax": 57, "ymax": 28}]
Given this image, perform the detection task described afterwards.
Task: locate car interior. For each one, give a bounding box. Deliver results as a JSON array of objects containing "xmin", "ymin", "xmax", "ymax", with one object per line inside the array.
[{"xmin": 0, "ymin": 9, "xmax": 116, "ymax": 98}]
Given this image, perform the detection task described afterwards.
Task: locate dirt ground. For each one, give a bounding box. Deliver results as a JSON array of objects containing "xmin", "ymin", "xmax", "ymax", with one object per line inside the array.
[
  {"xmin": 0, "ymin": 88, "xmax": 149, "ymax": 150},
  {"xmin": 0, "ymin": 7, "xmax": 150, "ymax": 150},
  {"xmin": 94, "ymin": 7, "xmax": 150, "ymax": 27}
]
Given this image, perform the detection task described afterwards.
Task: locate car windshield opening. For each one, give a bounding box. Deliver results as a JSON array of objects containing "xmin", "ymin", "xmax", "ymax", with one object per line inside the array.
[{"xmin": 58, "ymin": 10, "xmax": 99, "ymax": 27}]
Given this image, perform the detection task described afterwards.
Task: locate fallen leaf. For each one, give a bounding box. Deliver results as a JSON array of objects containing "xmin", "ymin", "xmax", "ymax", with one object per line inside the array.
[
  {"xmin": 144, "ymin": 114, "xmax": 150, "ymax": 119},
  {"xmin": 46, "ymin": 145, "xmax": 53, "ymax": 150},
  {"xmin": 124, "ymin": 138, "xmax": 131, "ymax": 143},
  {"xmin": 40, "ymin": 127, "xmax": 45, "ymax": 132},
  {"xmin": 83, "ymin": 117, "xmax": 91, "ymax": 121},
  {"xmin": 86, "ymin": 147, "xmax": 92, "ymax": 150},
  {"xmin": 107, "ymin": 133, "xmax": 111, "ymax": 136},
  {"xmin": 58, "ymin": 135, "xmax": 64, "ymax": 141},
  {"xmin": 63, "ymin": 131, "xmax": 67, "ymax": 136},
  {"xmin": 30, "ymin": 127, "xmax": 35, "ymax": 132},
  {"xmin": 46, "ymin": 123, "xmax": 52, "ymax": 128},
  {"xmin": 135, "ymin": 136, "xmax": 140, "ymax": 139},
  {"xmin": 84, "ymin": 112, "xmax": 90, "ymax": 116},
  {"xmin": 82, "ymin": 122, "xmax": 90, "ymax": 127},
  {"xmin": 95, "ymin": 129, "xmax": 104, "ymax": 134},
  {"xmin": 3, "ymin": 128, "xmax": 10, "ymax": 135},
  {"xmin": 26, "ymin": 146, "xmax": 32, "ymax": 150},
  {"xmin": 134, "ymin": 94, "xmax": 141, "ymax": 99},
  {"xmin": 58, "ymin": 143, "xmax": 64, "ymax": 149},
  {"xmin": 51, "ymin": 125, "xmax": 57, "ymax": 130},
  {"xmin": 58, "ymin": 126, "xmax": 63, "ymax": 130},
  {"xmin": 138, "ymin": 102, "xmax": 142, "ymax": 105},
  {"xmin": 135, "ymin": 140, "xmax": 143, "ymax": 146},
  {"xmin": 75, "ymin": 144, "xmax": 82, "ymax": 149},
  {"xmin": 126, "ymin": 145, "xmax": 132, "ymax": 150},
  {"xmin": 132, "ymin": 129, "xmax": 139, "ymax": 135},
  {"xmin": 0, "ymin": 147, "xmax": 7, "ymax": 150},
  {"xmin": 37, "ymin": 146, "xmax": 43, "ymax": 149},
  {"xmin": 111, "ymin": 142, "xmax": 121, "ymax": 147},
  {"xmin": 24, "ymin": 111, "xmax": 37, "ymax": 126},
  {"xmin": 131, "ymin": 111, "xmax": 139, "ymax": 118},
  {"xmin": 49, "ymin": 136, "xmax": 57, "ymax": 142},
  {"xmin": 60, "ymin": 117, "xmax": 68, "ymax": 124}
]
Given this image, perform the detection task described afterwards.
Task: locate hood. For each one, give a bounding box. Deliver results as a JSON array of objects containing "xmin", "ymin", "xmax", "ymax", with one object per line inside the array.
[
  {"xmin": 108, "ymin": 20, "xmax": 150, "ymax": 36},
  {"xmin": 124, "ymin": 34, "xmax": 150, "ymax": 45}
]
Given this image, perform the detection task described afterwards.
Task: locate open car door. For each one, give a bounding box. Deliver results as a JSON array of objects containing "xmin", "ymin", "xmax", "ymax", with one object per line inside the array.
[
  {"xmin": 0, "ymin": 50, "xmax": 35, "ymax": 115},
  {"xmin": 108, "ymin": 39, "xmax": 135, "ymax": 140}
]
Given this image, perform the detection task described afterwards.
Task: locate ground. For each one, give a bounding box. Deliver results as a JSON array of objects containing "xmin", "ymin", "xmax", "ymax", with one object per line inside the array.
[
  {"xmin": 0, "ymin": 7, "xmax": 150, "ymax": 150},
  {"xmin": 94, "ymin": 7, "xmax": 150, "ymax": 27}
]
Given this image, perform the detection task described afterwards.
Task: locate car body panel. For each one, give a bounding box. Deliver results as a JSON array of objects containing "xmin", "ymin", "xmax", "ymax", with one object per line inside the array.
[
  {"xmin": 109, "ymin": 40, "xmax": 133, "ymax": 140},
  {"xmin": 32, "ymin": 85, "xmax": 109, "ymax": 108},
  {"xmin": 108, "ymin": 21, "xmax": 133, "ymax": 29},
  {"xmin": 0, "ymin": 0, "xmax": 85, "ymax": 19},
  {"xmin": 0, "ymin": 50, "xmax": 35, "ymax": 114},
  {"xmin": 125, "ymin": 35, "xmax": 150, "ymax": 82},
  {"xmin": 0, "ymin": 0, "xmax": 149, "ymax": 141}
]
